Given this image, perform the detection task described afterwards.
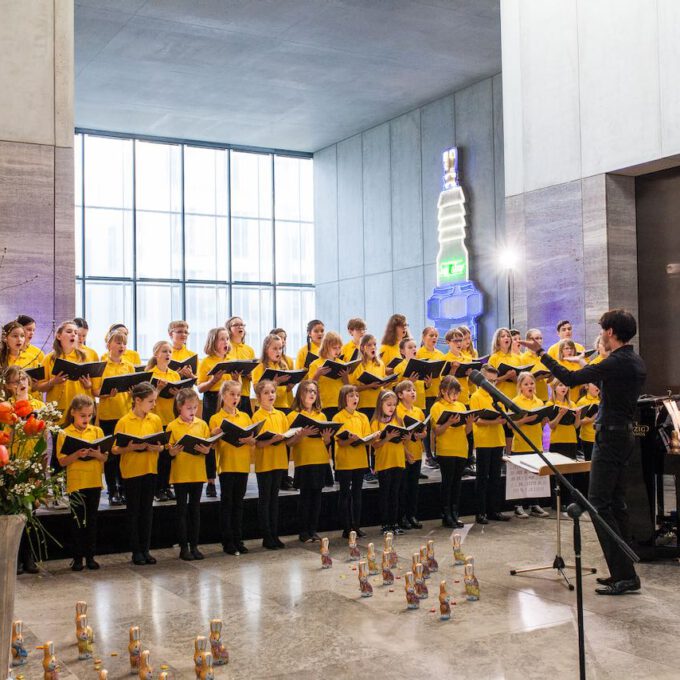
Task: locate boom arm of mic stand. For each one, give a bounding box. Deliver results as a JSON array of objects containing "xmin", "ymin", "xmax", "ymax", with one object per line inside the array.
[{"xmin": 491, "ymin": 395, "xmax": 639, "ymax": 564}]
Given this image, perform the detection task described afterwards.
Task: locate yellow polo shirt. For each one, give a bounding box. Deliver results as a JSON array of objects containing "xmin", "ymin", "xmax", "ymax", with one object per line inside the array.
[
  {"xmin": 511, "ymin": 394, "xmax": 546, "ymax": 453},
  {"xmin": 341, "ymin": 341, "xmax": 360, "ymax": 363},
  {"xmin": 396, "ymin": 403, "xmax": 425, "ymax": 459},
  {"xmin": 102, "ymin": 349, "xmax": 142, "ymax": 366},
  {"xmin": 20, "ymin": 344, "xmax": 45, "ymax": 366},
  {"xmin": 307, "ymin": 357, "xmax": 345, "ymax": 410},
  {"xmin": 252, "ymin": 362, "xmax": 293, "ymax": 408},
  {"xmin": 416, "ymin": 346, "xmax": 446, "ymax": 398},
  {"xmin": 548, "ymin": 341, "xmax": 585, "ymax": 360},
  {"xmin": 547, "ymin": 400, "xmax": 578, "ymax": 445},
  {"xmin": 115, "ymin": 410, "xmax": 163, "ymax": 479},
  {"xmin": 442, "ymin": 351, "xmax": 470, "ymax": 404},
  {"xmin": 287, "ymin": 410, "xmax": 331, "ymax": 467},
  {"xmin": 350, "ymin": 360, "xmax": 387, "ymax": 409},
  {"xmin": 379, "ymin": 343, "xmax": 401, "ymax": 367},
  {"xmin": 43, "ymin": 350, "xmax": 93, "ymax": 423},
  {"xmin": 167, "ymin": 416, "xmax": 210, "ymax": 484},
  {"xmin": 171, "ymin": 345, "xmax": 197, "ymax": 365},
  {"xmin": 470, "ymin": 390, "xmax": 505, "ymax": 449},
  {"xmin": 577, "ymin": 394, "xmax": 600, "ymax": 443},
  {"xmin": 393, "ymin": 359, "xmax": 426, "ymax": 409},
  {"xmin": 57, "ymin": 423, "xmax": 105, "ymax": 493},
  {"xmin": 210, "ymin": 409, "xmax": 253, "ymax": 474},
  {"xmin": 251, "ymin": 407, "xmax": 290, "ymax": 472},
  {"xmin": 333, "ymin": 409, "xmax": 371, "ymax": 470},
  {"xmin": 198, "ymin": 354, "xmax": 232, "ymax": 394},
  {"xmin": 488, "ymin": 351, "xmax": 524, "ymax": 400},
  {"xmin": 93, "ymin": 359, "xmax": 135, "ymax": 421},
  {"xmin": 150, "ymin": 366, "xmax": 182, "ymax": 425},
  {"xmin": 430, "ymin": 400, "xmax": 467, "ymax": 458},
  {"xmin": 295, "ymin": 342, "xmax": 320, "ymax": 370},
  {"xmin": 520, "ymin": 351, "xmax": 550, "ymax": 402},
  {"xmin": 371, "ymin": 419, "xmax": 406, "ymax": 471},
  {"xmin": 227, "ymin": 342, "xmax": 256, "ymax": 397}
]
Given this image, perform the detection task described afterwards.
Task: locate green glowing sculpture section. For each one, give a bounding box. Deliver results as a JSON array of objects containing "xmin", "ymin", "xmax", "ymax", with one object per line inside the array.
[{"xmin": 436, "ymin": 149, "xmax": 469, "ymax": 285}]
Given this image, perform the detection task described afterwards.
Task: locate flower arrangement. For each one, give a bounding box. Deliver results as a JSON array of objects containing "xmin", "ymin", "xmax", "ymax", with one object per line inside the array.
[{"xmin": 0, "ymin": 394, "xmax": 65, "ymax": 559}]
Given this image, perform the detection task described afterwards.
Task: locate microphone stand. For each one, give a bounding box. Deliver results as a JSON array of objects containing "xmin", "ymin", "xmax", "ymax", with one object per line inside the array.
[{"xmin": 488, "ymin": 392, "xmax": 639, "ymax": 680}]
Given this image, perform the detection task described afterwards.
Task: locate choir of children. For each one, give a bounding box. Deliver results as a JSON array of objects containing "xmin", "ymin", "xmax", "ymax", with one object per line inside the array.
[{"xmin": 0, "ymin": 312, "xmax": 601, "ymax": 571}]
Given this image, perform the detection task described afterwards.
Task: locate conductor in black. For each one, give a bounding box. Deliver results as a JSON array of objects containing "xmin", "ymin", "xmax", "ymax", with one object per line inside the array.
[{"xmin": 521, "ymin": 310, "xmax": 646, "ymax": 596}]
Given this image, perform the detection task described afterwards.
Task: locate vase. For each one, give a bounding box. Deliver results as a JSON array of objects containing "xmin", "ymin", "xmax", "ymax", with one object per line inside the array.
[{"xmin": 0, "ymin": 515, "xmax": 25, "ymax": 680}]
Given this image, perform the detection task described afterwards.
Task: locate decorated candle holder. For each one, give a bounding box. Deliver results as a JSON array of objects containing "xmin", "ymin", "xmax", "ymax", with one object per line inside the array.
[
  {"xmin": 138, "ymin": 650, "xmax": 153, "ymax": 680},
  {"xmin": 348, "ymin": 530, "xmax": 360, "ymax": 561},
  {"xmin": 11, "ymin": 620, "xmax": 28, "ymax": 666},
  {"xmin": 464, "ymin": 559, "xmax": 480, "ymax": 601},
  {"xmin": 76, "ymin": 613, "xmax": 94, "ymax": 660},
  {"xmin": 128, "ymin": 626, "xmax": 142, "ymax": 674},
  {"xmin": 414, "ymin": 563, "xmax": 428, "ymax": 599},
  {"xmin": 358, "ymin": 561, "xmax": 373, "ymax": 598},
  {"xmin": 419, "ymin": 545, "xmax": 431, "ymax": 579},
  {"xmin": 366, "ymin": 542, "xmax": 379, "ymax": 575},
  {"xmin": 194, "ymin": 636, "xmax": 209, "ymax": 678},
  {"xmin": 209, "ymin": 619, "xmax": 229, "ymax": 666},
  {"xmin": 199, "ymin": 651, "xmax": 214, "ymax": 680},
  {"xmin": 404, "ymin": 572, "xmax": 419, "ymax": 609},
  {"xmin": 452, "ymin": 532, "xmax": 466, "ymax": 565},
  {"xmin": 439, "ymin": 580, "xmax": 451, "ymax": 620},
  {"xmin": 427, "ymin": 539, "xmax": 439, "ymax": 573},
  {"xmin": 320, "ymin": 537, "xmax": 333, "ymax": 569},
  {"xmin": 382, "ymin": 550, "xmax": 394, "ymax": 586},
  {"xmin": 42, "ymin": 641, "xmax": 59, "ymax": 680}
]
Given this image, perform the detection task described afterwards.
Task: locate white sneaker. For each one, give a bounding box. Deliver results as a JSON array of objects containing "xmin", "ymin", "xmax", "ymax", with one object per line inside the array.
[
  {"xmin": 530, "ymin": 505, "xmax": 549, "ymax": 517},
  {"xmin": 514, "ymin": 505, "xmax": 529, "ymax": 518}
]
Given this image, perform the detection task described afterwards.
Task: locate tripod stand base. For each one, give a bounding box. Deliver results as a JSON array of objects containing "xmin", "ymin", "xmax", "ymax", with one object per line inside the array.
[{"xmin": 510, "ymin": 558, "xmax": 597, "ymax": 590}]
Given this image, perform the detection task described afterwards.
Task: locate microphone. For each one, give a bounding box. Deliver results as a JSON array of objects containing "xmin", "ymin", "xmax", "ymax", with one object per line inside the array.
[{"xmin": 469, "ymin": 369, "xmax": 524, "ymax": 415}]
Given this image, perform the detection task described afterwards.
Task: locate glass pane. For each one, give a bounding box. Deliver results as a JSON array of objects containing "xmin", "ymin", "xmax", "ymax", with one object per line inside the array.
[
  {"xmin": 75, "ymin": 207, "xmax": 83, "ymax": 277},
  {"xmin": 275, "ymin": 220, "xmax": 314, "ymax": 284},
  {"xmin": 135, "ymin": 141, "xmax": 182, "ymax": 213},
  {"xmin": 74, "ymin": 134, "xmax": 83, "ymax": 207},
  {"xmin": 136, "ymin": 211, "xmax": 183, "ymax": 279},
  {"xmin": 185, "ymin": 284, "xmax": 230, "ymax": 354},
  {"xmin": 184, "ymin": 146, "xmax": 228, "ymax": 216},
  {"xmin": 274, "ymin": 156, "xmax": 301, "ymax": 222},
  {"xmin": 84, "ymin": 207, "xmax": 133, "ymax": 277},
  {"xmin": 299, "ymin": 158, "xmax": 314, "ymax": 222},
  {"xmin": 75, "ymin": 279, "xmax": 83, "ymax": 318},
  {"xmin": 83, "ymin": 135, "xmax": 133, "ymax": 209},
  {"xmin": 184, "ymin": 215, "xmax": 229, "ymax": 281},
  {"xmin": 275, "ymin": 287, "xmax": 315, "ymax": 355},
  {"xmin": 136, "ymin": 282, "xmax": 183, "ymax": 360},
  {"xmin": 83, "ymin": 280, "xmax": 134, "ymax": 357},
  {"xmin": 231, "ymin": 218, "xmax": 273, "ymax": 282},
  {"xmin": 231, "ymin": 286, "xmax": 274, "ymax": 352},
  {"xmin": 231, "ymin": 151, "xmax": 272, "ymax": 219}
]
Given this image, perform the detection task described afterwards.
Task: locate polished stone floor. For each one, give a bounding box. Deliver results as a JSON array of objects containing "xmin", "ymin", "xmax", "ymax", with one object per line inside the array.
[{"xmin": 12, "ymin": 513, "xmax": 680, "ymax": 680}]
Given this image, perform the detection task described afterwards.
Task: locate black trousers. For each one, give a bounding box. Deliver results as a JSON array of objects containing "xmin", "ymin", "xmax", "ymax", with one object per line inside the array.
[
  {"xmin": 378, "ymin": 467, "xmax": 403, "ymax": 527},
  {"xmin": 239, "ymin": 395, "xmax": 253, "ymax": 416},
  {"xmin": 439, "ymin": 456, "xmax": 467, "ymax": 516},
  {"xmin": 358, "ymin": 408, "xmax": 375, "ymax": 469},
  {"xmin": 475, "ymin": 446, "xmax": 504, "ymax": 515},
  {"xmin": 298, "ymin": 488, "xmax": 323, "ymax": 537},
  {"xmin": 100, "ymin": 419, "xmax": 123, "ymax": 496},
  {"xmin": 256, "ymin": 469, "xmax": 284, "ymax": 540},
  {"xmin": 156, "ymin": 450, "xmax": 172, "ymax": 492},
  {"xmin": 69, "ymin": 487, "xmax": 101, "ymax": 559},
  {"xmin": 588, "ymin": 430, "xmax": 637, "ymax": 581},
  {"xmin": 202, "ymin": 391, "xmax": 219, "ymax": 480},
  {"xmin": 219, "ymin": 472, "xmax": 248, "ymax": 548},
  {"xmin": 424, "ymin": 397, "xmax": 436, "ymax": 458},
  {"xmin": 581, "ymin": 440, "xmax": 594, "ymax": 460},
  {"xmin": 124, "ymin": 473, "xmax": 156, "ymax": 555},
  {"xmin": 400, "ymin": 459, "xmax": 421, "ymax": 519},
  {"xmin": 174, "ymin": 481, "xmax": 203, "ymax": 548},
  {"xmin": 336, "ymin": 468, "xmax": 365, "ymax": 532}
]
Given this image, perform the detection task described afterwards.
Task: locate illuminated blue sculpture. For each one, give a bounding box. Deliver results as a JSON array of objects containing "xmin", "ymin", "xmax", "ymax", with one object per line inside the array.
[{"xmin": 426, "ymin": 148, "xmax": 483, "ymax": 347}]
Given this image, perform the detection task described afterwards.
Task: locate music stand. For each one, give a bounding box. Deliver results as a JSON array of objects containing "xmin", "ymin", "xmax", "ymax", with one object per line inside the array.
[{"xmin": 505, "ymin": 453, "xmax": 597, "ymax": 590}]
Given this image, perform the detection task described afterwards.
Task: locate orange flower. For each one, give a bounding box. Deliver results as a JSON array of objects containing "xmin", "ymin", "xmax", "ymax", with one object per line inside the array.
[
  {"xmin": 0, "ymin": 444, "xmax": 8, "ymax": 467},
  {"xmin": 0, "ymin": 401, "xmax": 14, "ymax": 424},
  {"xmin": 13, "ymin": 400, "xmax": 33, "ymax": 419},
  {"xmin": 0, "ymin": 430, "xmax": 10, "ymax": 445},
  {"xmin": 24, "ymin": 416, "xmax": 45, "ymax": 436}
]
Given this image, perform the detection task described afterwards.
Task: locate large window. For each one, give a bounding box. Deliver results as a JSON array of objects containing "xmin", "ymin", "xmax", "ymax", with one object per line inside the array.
[{"xmin": 75, "ymin": 132, "xmax": 314, "ymax": 359}]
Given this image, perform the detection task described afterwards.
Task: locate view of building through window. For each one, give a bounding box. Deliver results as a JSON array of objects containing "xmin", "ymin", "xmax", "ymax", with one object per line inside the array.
[{"xmin": 75, "ymin": 132, "xmax": 314, "ymax": 359}]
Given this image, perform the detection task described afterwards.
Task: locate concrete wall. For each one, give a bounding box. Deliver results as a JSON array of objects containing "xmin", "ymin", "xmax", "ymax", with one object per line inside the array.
[
  {"xmin": 314, "ymin": 74, "xmax": 505, "ymax": 350},
  {"xmin": 502, "ymin": 0, "xmax": 680, "ymax": 197},
  {"xmin": 0, "ymin": 0, "xmax": 75, "ymax": 347}
]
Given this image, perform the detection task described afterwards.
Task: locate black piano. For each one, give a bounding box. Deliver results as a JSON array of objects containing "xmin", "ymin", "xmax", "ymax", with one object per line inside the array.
[{"xmin": 628, "ymin": 395, "xmax": 680, "ymax": 560}]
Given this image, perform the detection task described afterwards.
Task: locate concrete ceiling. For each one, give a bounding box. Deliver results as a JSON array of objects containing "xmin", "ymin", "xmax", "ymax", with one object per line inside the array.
[{"xmin": 75, "ymin": 0, "xmax": 501, "ymax": 153}]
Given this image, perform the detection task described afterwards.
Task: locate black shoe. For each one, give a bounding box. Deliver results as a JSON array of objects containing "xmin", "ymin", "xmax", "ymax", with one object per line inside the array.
[
  {"xmin": 132, "ymin": 552, "xmax": 146, "ymax": 566},
  {"xmin": 206, "ymin": 483, "xmax": 217, "ymax": 498},
  {"xmin": 190, "ymin": 547, "xmax": 204, "ymax": 560},
  {"xmin": 364, "ymin": 472, "xmax": 378, "ymax": 484},
  {"xmin": 424, "ymin": 457, "xmax": 439, "ymax": 469},
  {"xmin": 143, "ymin": 552, "xmax": 157, "ymax": 565},
  {"xmin": 310, "ymin": 532, "xmax": 321, "ymax": 542},
  {"xmin": 86, "ymin": 557, "xmax": 100, "ymax": 570},
  {"xmin": 119, "ymin": 495, "xmax": 127, "ymax": 505},
  {"xmin": 462, "ymin": 466, "xmax": 476, "ymax": 477},
  {"xmin": 354, "ymin": 528, "xmax": 366, "ymax": 538},
  {"xmin": 476, "ymin": 514, "xmax": 489, "ymax": 525},
  {"xmin": 595, "ymin": 577, "xmax": 641, "ymax": 596},
  {"xmin": 109, "ymin": 493, "xmax": 122, "ymax": 506},
  {"xmin": 237, "ymin": 542, "xmax": 249, "ymax": 554},
  {"xmin": 223, "ymin": 543, "xmax": 239, "ymax": 556},
  {"xmin": 23, "ymin": 556, "xmax": 39, "ymax": 574},
  {"xmin": 418, "ymin": 472, "xmax": 428, "ymax": 480},
  {"xmin": 393, "ymin": 526, "xmax": 405, "ymax": 536},
  {"xmin": 381, "ymin": 525, "xmax": 391, "ymax": 535},
  {"xmin": 342, "ymin": 529, "xmax": 351, "ymax": 539},
  {"xmin": 399, "ymin": 517, "xmax": 413, "ymax": 530},
  {"xmin": 489, "ymin": 512, "xmax": 511, "ymax": 522},
  {"xmin": 451, "ymin": 514, "xmax": 464, "ymax": 528},
  {"xmin": 155, "ymin": 490, "xmax": 169, "ymax": 502},
  {"xmin": 16, "ymin": 562, "xmax": 24, "ymax": 575},
  {"xmin": 442, "ymin": 515, "xmax": 455, "ymax": 528},
  {"xmin": 165, "ymin": 487, "xmax": 175, "ymax": 501},
  {"xmin": 408, "ymin": 517, "xmax": 423, "ymax": 529},
  {"xmin": 299, "ymin": 533, "xmax": 313, "ymax": 543},
  {"xmin": 71, "ymin": 558, "xmax": 84, "ymax": 572},
  {"xmin": 274, "ymin": 538, "xmax": 285, "ymax": 549},
  {"xmin": 596, "ymin": 576, "xmax": 615, "ymax": 585},
  {"xmin": 262, "ymin": 538, "xmax": 278, "ymax": 550},
  {"xmin": 280, "ymin": 477, "xmax": 294, "ymax": 491},
  {"xmin": 179, "ymin": 546, "xmax": 194, "ymax": 561}
]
